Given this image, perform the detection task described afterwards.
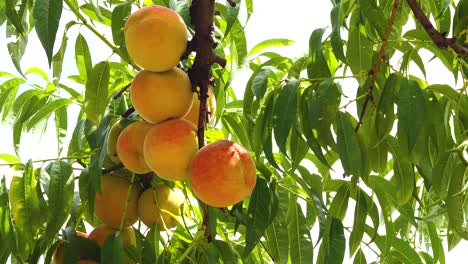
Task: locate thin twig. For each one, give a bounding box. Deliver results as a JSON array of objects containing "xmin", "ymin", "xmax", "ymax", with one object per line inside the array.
[
  {"xmin": 101, "ymin": 163, "xmax": 124, "ymax": 175},
  {"xmin": 355, "ymin": 0, "xmax": 399, "ymax": 132},
  {"xmin": 113, "ymin": 83, "xmax": 132, "ymax": 100},
  {"xmin": 121, "ymin": 106, "xmax": 135, "ymax": 118},
  {"xmin": 406, "ymin": 0, "xmax": 468, "ymax": 56},
  {"xmin": 0, "ymin": 154, "xmax": 92, "ymax": 167}
]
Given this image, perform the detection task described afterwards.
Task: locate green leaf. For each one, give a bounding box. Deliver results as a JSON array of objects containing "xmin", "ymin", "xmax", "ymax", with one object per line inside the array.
[
  {"xmin": 427, "ymin": 222, "xmax": 444, "ymax": 264},
  {"xmin": 390, "ymin": 239, "xmax": 423, "ymax": 264},
  {"xmin": 447, "ymin": 163, "xmax": 468, "ymax": 239},
  {"xmin": 222, "ymin": 113, "xmax": 252, "ymax": 150},
  {"xmin": 336, "ymin": 112, "xmax": 362, "ymax": 177},
  {"xmin": 6, "ymin": 21, "xmax": 28, "ymax": 75},
  {"xmin": 26, "ymin": 98, "xmax": 72, "ymax": 131},
  {"xmin": 52, "ymin": 24, "xmax": 70, "ymax": 86},
  {"xmin": 9, "ymin": 160, "xmax": 41, "ymax": 257},
  {"xmin": 55, "ymin": 106, "xmax": 68, "ymax": 155},
  {"xmin": 265, "ymin": 220, "xmax": 289, "ymax": 264},
  {"xmin": 287, "ymin": 195, "xmax": 313, "ymax": 264},
  {"xmin": 75, "ymin": 33, "xmax": 93, "ymax": 81},
  {"xmin": 0, "ymin": 177, "xmax": 14, "ymax": 256},
  {"xmin": 111, "ymin": 2, "xmax": 131, "ymax": 48},
  {"xmin": 273, "ymin": 79, "xmax": 299, "ymax": 155},
  {"xmin": 5, "ymin": 0, "xmax": 25, "ymax": 35},
  {"xmin": 329, "ymin": 182, "xmax": 350, "ymax": 221},
  {"xmin": 375, "ymin": 73, "xmax": 399, "ymax": 142},
  {"xmin": 25, "ymin": 67, "xmax": 49, "ymax": 81},
  {"xmin": 224, "ymin": 0, "xmax": 240, "ymax": 37},
  {"xmin": 102, "ymin": 232, "xmax": 126, "ymax": 264},
  {"xmin": 353, "ymin": 249, "xmax": 367, "ymax": 264},
  {"xmin": 80, "ymin": 3, "xmax": 112, "ymax": 26},
  {"xmin": 43, "ymin": 161, "xmax": 74, "ymax": 240},
  {"xmin": 386, "ymin": 137, "xmax": 414, "ymax": 205},
  {"xmin": 248, "ymin": 38, "xmax": 295, "ymax": 57},
  {"xmin": 347, "ymin": 15, "xmax": 373, "ymax": 75},
  {"xmin": 317, "ymin": 217, "xmax": 345, "ymax": 264},
  {"xmin": 307, "ymin": 28, "xmax": 331, "ymax": 78},
  {"xmin": 397, "ymin": 79, "xmax": 426, "ymax": 153},
  {"xmin": 0, "ymin": 153, "xmax": 20, "ymax": 163},
  {"xmin": 349, "ymin": 189, "xmax": 367, "ymax": 255},
  {"xmin": 244, "ymin": 177, "xmax": 278, "ymax": 258},
  {"xmin": 84, "ymin": 61, "xmax": 110, "ymax": 124},
  {"xmin": 251, "ymin": 66, "xmax": 274, "ymax": 99},
  {"xmin": 33, "ymin": 0, "xmax": 62, "ymax": 65}
]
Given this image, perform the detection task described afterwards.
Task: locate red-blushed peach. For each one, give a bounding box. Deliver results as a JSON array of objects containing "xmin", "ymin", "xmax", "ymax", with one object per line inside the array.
[
  {"xmin": 189, "ymin": 140, "xmax": 257, "ymax": 207},
  {"xmin": 124, "ymin": 5, "xmax": 188, "ymax": 72},
  {"xmin": 183, "ymin": 88, "xmax": 216, "ymax": 127},
  {"xmin": 137, "ymin": 184, "xmax": 185, "ymax": 229},
  {"xmin": 94, "ymin": 174, "xmax": 139, "ymax": 229},
  {"xmin": 130, "ymin": 68, "xmax": 193, "ymax": 124},
  {"xmin": 143, "ymin": 119, "xmax": 198, "ymax": 181},
  {"xmin": 116, "ymin": 120, "xmax": 153, "ymax": 174},
  {"xmin": 88, "ymin": 224, "xmax": 136, "ymax": 248}
]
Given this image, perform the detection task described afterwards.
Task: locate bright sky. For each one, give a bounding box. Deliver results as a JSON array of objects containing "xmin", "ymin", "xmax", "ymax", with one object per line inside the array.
[{"xmin": 0, "ymin": 0, "xmax": 466, "ymax": 262}]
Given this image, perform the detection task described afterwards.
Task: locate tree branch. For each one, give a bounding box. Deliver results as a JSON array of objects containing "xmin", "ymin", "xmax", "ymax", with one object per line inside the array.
[
  {"xmin": 355, "ymin": 0, "xmax": 399, "ymax": 132},
  {"xmin": 189, "ymin": 0, "xmax": 220, "ymax": 242},
  {"xmin": 405, "ymin": 0, "xmax": 468, "ymax": 56}
]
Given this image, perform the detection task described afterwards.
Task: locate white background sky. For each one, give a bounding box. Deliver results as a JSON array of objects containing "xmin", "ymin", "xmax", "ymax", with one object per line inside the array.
[{"xmin": 0, "ymin": 0, "xmax": 466, "ymax": 262}]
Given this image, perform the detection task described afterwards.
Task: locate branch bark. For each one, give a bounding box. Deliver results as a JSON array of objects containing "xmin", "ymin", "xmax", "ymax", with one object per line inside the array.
[
  {"xmin": 405, "ymin": 0, "xmax": 468, "ymax": 56},
  {"xmin": 188, "ymin": 0, "xmax": 219, "ymax": 242},
  {"xmin": 355, "ymin": 0, "xmax": 399, "ymax": 132}
]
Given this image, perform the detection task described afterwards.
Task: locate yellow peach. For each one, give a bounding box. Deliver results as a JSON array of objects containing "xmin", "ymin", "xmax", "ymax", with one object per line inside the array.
[
  {"xmin": 144, "ymin": 119, "xmax": 198, "ymax": 181},
  {"xmin": 137, "ymin": 184, "xmax": 185, "ymax": 229},
  {"xmin": 94, "ymin": 174, "xmax": 139, "ymax": 229},
  {"xmin": 183, "ymin": 88, "xmax": 216, "ymax": 127},
  {"xmin": 124, "ymin": 5, "xmax": 188, "ymax": 72},
  {"xmin": 189, "ymin": 140, "xmax": 257, "ymax": 207},
  {"xmin": 107, "ymin": 120, "xmax": 124, "ymax": 164},
  {"xmin": 88, "ymin": 224, "xmax": 136, "ymax": 248},
  {"xmin": 116, "ymin": 121, "xmax": 153, "ymax": 174},
  {"xmin": 53, "ymin": 231, "xmax": 88, "ymax": 264},
  {"xmin": 130, "ymin": 68, "xmax": 193, "ymax": 124}
]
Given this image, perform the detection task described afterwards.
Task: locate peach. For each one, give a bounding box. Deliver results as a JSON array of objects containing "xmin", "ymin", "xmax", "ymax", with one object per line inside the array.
[
  {"xmin": 107, "ymin": 120, "xmax": 124, "ymax": 164},
  {"xmin": 189, "ymin": 140, "xmax": 257, "ymax": 207},
  {"xmin": 137, "ymin": 184, "xmax": 185, "ymax": 229},
  {"xmin": 130, "ymin": 68, "xmax": 193, "ymax": 124},
  {"xmin": 77, "ymin": 261, "xmax": 99, "ymax": 264},
  {"xmin": 144, "ymin": 119, "xmax": 198, "ymax": 181},
  {"xmin": 183, "ymin": 88, "xmax": 216, "ymax": 127},
  {"xmin": 88, "ymin": 224, "xmax": 136, "ymax": 248},
  {"xmin": 124, "ymin": 5, "xmax": 188, "ymax": 72},
  {"xmin": 94, "ymin": 174, "xmax": 139, "ymax": 229},
  {"xmin": 116, "ymin": 120, "xmax": 153, "ymax": 174},
  {"xmin": 53, "ymin": 231, "xmax": 88, "ymax": 264}
]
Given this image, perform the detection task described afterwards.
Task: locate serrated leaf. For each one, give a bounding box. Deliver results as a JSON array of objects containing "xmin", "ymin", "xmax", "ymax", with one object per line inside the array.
[
  {"xmin": 336, "ymin": 112, "xmax": 362, "ymax": 176},
  {"xmin": 248, "ymin": 38, "xmax": 295, "ymax": 57},
  {"xmin": 273, "ymin": 79, "xmax": 299, "ymax": 155},
  {"xmin": 349, "ymin": 189, "xmax": 367, "ymax": 255},
  {"xmin": 84, "ymin": 61, "xmax": 110, "ymax": 124},
  {"xmin": 75, "ymin": 33, "xmax": 93, "ymax": 81},
  {"xmin": 9, "ymin": 160, "xmax": 41, "ymax": 257},
  {"xmin": 102, "ymin": 232, "xmax": 126, "ymax": 264},
  {"xmin": 26, "ymin": 98, "xmax": 72, "ymax": 131},
  {"xmin": 244, "ymin": 177, "xmax": 278, "ymax": 258},
  {"xmin": 287, "ymin": 195, "xmax": 313, "ymax": 264},
  {"xmin": 44, "ymin": 161, "xmax": 74, "ymax": 241},
  {"xmin": 397, "ymin": 79, "xmax": 426, "ymax": 153},
  {"xmin": 317, "ymin": 217, "xmax": 345, "ymax": 264},
  {"xmin": 329, "ymin": 182, "xmax": 350, "ymax": 221},
  {"xmin": 33, "ymin": 0, "xmax": 62, "ymax": 65},
  {"xmin": 390, "ymin": 239, "xmax": 423, "ymax": 264},
  {"xmin": 111, "ymin": 2, "xmax": 131, "ymax": 48}
]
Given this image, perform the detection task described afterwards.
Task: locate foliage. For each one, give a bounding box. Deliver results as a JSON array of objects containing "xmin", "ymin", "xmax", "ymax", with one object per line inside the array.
[{"xmin": 0, "ymin": 0, "xmax": 467, "ymax": 263}]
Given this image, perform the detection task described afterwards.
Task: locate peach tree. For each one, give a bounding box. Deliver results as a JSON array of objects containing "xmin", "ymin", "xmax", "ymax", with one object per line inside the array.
[{"xmin": 0, "ymin": 0, "xmax": 467, "ymax": 263}]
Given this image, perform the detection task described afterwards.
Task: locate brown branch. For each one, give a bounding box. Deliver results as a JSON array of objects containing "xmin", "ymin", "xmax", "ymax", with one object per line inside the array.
[
  {"xmin": 405, "ymin": 0, "xmax": 468, "ymax": 56},
  {"xmin": 355, "ymin": 0, "xmax": 399, "ymax": 132},
  {"xmin": 121, "ymin": 106, "xmax": 135, "ymax": 118},
  {"xmin": 112, "ymin": 83, "xmax": 131, "ymax": 100},
  {"xmin": 226, "ymin": 0, "xmax": 236, "ymax": 7},
  {"xmin": 101, "ymin": 163, "xmax": 124, "ymax": 175},
  {"xmin": 189, "ymin": 0, "xmax": 219, "ymax": 242}
]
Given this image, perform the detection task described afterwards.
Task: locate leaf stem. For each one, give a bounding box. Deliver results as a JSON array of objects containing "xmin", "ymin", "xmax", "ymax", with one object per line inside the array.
[
  {"xmin": 63, "ymin": 0, "xmax": 141, "ymax": 70},
  {"xmin": 0, "ymin": 154, "xmax": 91, "ymax": 167}
]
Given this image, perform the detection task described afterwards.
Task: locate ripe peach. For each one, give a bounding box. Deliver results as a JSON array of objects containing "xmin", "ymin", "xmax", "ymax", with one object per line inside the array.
[
  {"xmin": 124, "ymin": 5, "xmax": 188, "ymax": 72},
  {"xmin": 130, "ymin": 68, "xmax": 193, "ymax": 124},
  {"xmin": 116, "ymin": 120, "xmax": 153, "ymax": 174},
  {"xmin": 53, "ymin": 231, "xmax": 88, "ymax": 264},
  {"xmin": 144, "ymin": 119, "xmax": 198, "ymax": 181},
  {"xmin": 88, "ymin": 224, "xmax": 136, "ymax": 248},
  {"xmin": 137, "ymin": 184, "xmax": 185, "ymax": 229},
  {"xmin": 107, "ymin": 120, "xmax": 124, "ymax": 164},
  {"xmin": 183, "ymin": 88, "xmax": 216, "ymax": 127},
  {"xmin": 189, "ymin": 140, "xmax": 257, "ymax": 207},
  {"xmin": 94, "ymin": 174, "xmax": 139, "ymax": 229}
]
